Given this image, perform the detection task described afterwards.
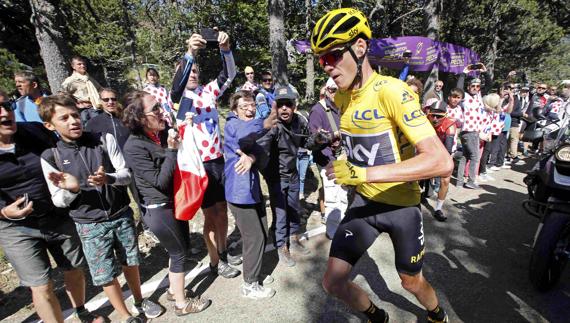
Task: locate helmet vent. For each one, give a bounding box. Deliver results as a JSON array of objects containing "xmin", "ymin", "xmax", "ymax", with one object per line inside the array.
[{"xmin": 334, "ymin": 16, "xmax": 360, "ymax": 35}]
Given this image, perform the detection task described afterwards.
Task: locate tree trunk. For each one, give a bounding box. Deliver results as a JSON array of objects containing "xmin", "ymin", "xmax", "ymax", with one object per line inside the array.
[
  {"xmin": 485, "ymin": 12, "xmax": 501, "ymax": 81},
  {"xmin": 304, "ymin": 0, "xmax": 314, "ymax": 103},
  {"xmin": 29, "ymin": 0, "xmax": 70, "ymax": 93},
  {"xmin": 422, "ymin": 0, "xmax": 440, "ymax": 102},
  {"xmin": 121, "ymin": 0, "xmax": 142, "ymax": 88},
  {"xmin": 268, "ymin": 0, "xmax": 288, "ymax": 86}
]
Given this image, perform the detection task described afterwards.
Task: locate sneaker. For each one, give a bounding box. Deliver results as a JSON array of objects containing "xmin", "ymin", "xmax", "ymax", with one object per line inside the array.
[
  {"xmin": 211, "ymin": 261, "xmax": 241, "ymax": 278},
  {"xmin": 432, "ymin": 210, "xmax": 447, "ymax": 222},
  {"xmin": 455, "ymin": 180, "xmax": 464, "ymax": 187},
  {"xmin": 142, "ymin": 230, "xmax": 160, "ymax": 244},
  {"xmin": 501, "ymin": 164, "xmax": 511, "ymax": 169},
  {"xmin": 299, "ymin": 193, "xmax": 305, "ymax": 199},
  {"xmin": 241, "ymin": 281, "xmax": 276, "ymax": 299},
  {"xmin": 289, "ymin": 237, "xmax": 310, "ymax": 255},
  {"xmin": 131, "ymin": 299, "xmax": 165, "ymax": 319},
  {"xmin": 262, "ymin": 275, "xmax": 274, "ymax": 285},
  {"xmin": 124, "ymin": 317, "xmax": 143, "ymax": 323},
  {"xmin": 165, "ymin": 289, "xmax": 188, "ymax": 302},
  {"xmin": 320, "ymin": 213, "xmax": 326, "ymax": 224},
  {"xmin": 463, "ymin": 182, "xmax": 480, "ymax": 189},
  {"xmin": 478, "ymin": 173, "xmax": 495, "ymax": 182},
  {"xmin": 511, "ymin": 156, "xmax": 521, "ymax": 164},
  {"xmin": 504, "ymin": 159, "xmax": 512, "ymax": 165},
  {"xmin": 490, "ymin": 166, "xmax": 501, "ymax": 171},
  {"xmin": 73, "ymin": 308, "xmax": 104, "ymax": 323},
  {"xmin": 226, "ymin": 253, "xmax": 243, "ymax": 266},
  {"xmin": 174, "ymin": 297, "xmax": 212, "ymax": 316},
  {"xmin": 277, "ymin": 245, "xmax": 296, "ymax": 267}
]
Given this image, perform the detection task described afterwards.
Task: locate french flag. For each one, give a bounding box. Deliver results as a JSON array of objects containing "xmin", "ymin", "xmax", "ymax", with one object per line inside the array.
[{"xmin": 173, "ymin": 123, "xmax": 208, "ymax": 221}]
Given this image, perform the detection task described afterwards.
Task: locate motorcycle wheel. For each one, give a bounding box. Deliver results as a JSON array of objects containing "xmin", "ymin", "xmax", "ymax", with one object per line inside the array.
[{"xmin": 529, "ymin": 211, "xmax": 570, "ymax": 291}]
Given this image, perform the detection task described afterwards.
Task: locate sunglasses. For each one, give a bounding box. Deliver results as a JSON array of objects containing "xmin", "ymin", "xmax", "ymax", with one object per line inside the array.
[
  {"xmin": 319, "ymin": 44, "xmax": 351, "ymax": 67},
  {"xmin": 0, "ymin": 101, "xmax": 14, "ymax": 111},
  {"xmin": 144, "ymin": 103, "xmax": 162, "ymax": 116},
  {"xmin": 245, "ymin": 72, "xmax": 254, "ymax": 75},
  {"xmin": 238, "ymin": 102, "xmax": 256, "ymax": 110},
  {"xmin": 537, "ymin": 87, "xmax": 547, "ymax": 90},
  {"xmin": 276, "ymin": 99, "xmax": 294, "ymax": 108},
  {"xmin": 262, "ymin": 78, "xmax": 272, "ymax": 83},
  {"xmin": 470, "ymin": 84, "xmax": 481, "ymax": 88},
  {"xmin": 101, "ymin": 97, "xmax": 117, "ymax": 102}
]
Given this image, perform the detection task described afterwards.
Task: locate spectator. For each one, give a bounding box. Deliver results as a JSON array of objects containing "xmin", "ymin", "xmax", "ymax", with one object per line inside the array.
[
  {"xmin": 492, "ymin": 84, "xmax": 514, "ymax": 169},
  {"xmin": 307, "ymin": 78, "xmax": 347, "ymax": 238},
  {"xmin": 258, "ymin": 85, "xmax": 313, "ymax": 267},
  {"xmin": 224, "ymin": 90, "xmax": 276, "ymax": 299},
  {"xmin": 296, "ymin": 108, "xmax": 311, "ymax": 200},
  {"xmin": 122, "ymin": 91, "xmax": 211, "ymax": 316},
  {"xmin": 548, "ymin": 85, "xmax": 558, "ymax": 97},
  {"xmin": 508, "ymin": 83, "xmax": 526, "ymax": 163},
  {"xmin": 61, "ymin": 56, "xmax": 103, "ymax": 108},
  {"xmin": 518, "ymin": 85, "xmax": 533, "ymax": 156},
  {"xmin": 143, "ymin": 67, "xmax": 174, "ymax": 126},
  {"xmin": 258, "ymin": 70, "xmax": 275, "ymax": 106},
  {"xmin": 39, "ymin": 94, "xmax": 164, "ymax": 322},
  {"xmin": 0, "ymin": 98, "xmax": 102, "ymax": 323},
  {"xmin": 425, "ymin": 80, "xmax": 444, "ymax": 101},
  {"xmin": 239, "ymin": 66, "xmax": 259, "ymax": 92},
  {"xmin": 455, "ymin": 63, "xmax": 492, "ymax": 189},
  {"xmin": 13, "ymin": 71, "xmax": 45, "ymax": 122},
  {"xmin": 478, "ymin": 93, "xmax": 501, "ymax": 181},
  {"xmin": 85, "ymin": 88, "xmax": 130, "ymax": 149},
  {"xmin": 406, "ymin": 77, "xmax": 424, "ymax": 97},
  {"xmin": 170, "ymin": 32, "xmax": 242, "ymax": 278},
  {"xmin": 398, "ymin": 51, "xmax": 411, "ymax": 81},
  {"xmin": 530, "ymin": 82, "xmax": 549, "ymax": 118},
  {"xmin": 426, "ymin": 100, "xmax": 457, "ymax": 221}
]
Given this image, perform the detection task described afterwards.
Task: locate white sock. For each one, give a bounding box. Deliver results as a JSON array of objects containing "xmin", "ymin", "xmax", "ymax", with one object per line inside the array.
[{"xmin": 435, "ymin": 199, "xmax": 445, "ymax": 211}]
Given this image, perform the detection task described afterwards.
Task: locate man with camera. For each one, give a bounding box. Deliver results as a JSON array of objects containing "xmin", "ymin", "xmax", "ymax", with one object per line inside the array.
[
  {"xmin": 307, "ymin": 77, "xmax": 346, "ymax": 238},
  {"xmin": 170, "ymin": 29, "xmax": 241, "ymax": 279},
  {"xmin": 455, "ymin": 62, "xmax": 492, "ymax": 189},
  {"xmin": 0, "ymin": 98, "xmax": 101, "ymax": 323}
]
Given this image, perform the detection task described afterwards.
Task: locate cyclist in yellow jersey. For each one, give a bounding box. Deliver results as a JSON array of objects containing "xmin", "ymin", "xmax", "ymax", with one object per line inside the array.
[{"xmin": 311, "ymin": 8, "xmax": 453, "ymax": 323}]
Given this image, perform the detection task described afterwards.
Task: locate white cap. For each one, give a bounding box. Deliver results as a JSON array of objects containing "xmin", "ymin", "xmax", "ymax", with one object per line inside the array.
[
  {"xmin": 560, "ymin": 80, "xmax": 570, "ymax": 86},
  {"xmin": 326, "ymin": 77, "xmax": 338, "ymax": 89}
]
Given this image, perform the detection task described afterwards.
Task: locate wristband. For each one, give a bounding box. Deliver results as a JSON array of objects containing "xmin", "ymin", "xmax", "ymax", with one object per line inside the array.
[{"xmin": 332, "ymin": 160, "xmax": 367, "ymax": 186}]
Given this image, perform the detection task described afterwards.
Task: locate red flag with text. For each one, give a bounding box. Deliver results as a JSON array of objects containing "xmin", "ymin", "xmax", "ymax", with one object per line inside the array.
[{"xmin": 173, "ymin": 123, "xmax": 208, "ymax": 220}]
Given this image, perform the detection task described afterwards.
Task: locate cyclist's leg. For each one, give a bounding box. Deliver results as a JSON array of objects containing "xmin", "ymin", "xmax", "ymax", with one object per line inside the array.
[
  {"xmin": 322, "ymin": 194, "xmax": 380, "ymax": 310},
  {"xmin": 386, "ymin": 206, "xmax": 440, "ymax": 311}
]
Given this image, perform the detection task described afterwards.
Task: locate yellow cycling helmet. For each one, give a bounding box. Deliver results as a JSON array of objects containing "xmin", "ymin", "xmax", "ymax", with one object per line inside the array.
[{"xmin": 311, "ymin": 8, "xmax": 372, "ymax": 56}]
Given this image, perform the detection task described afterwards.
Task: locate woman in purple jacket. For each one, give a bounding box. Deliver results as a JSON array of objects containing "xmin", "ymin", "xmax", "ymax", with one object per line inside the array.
[{"xmin": 224, "ymin": 90, "xmax": 276, "ymax": 300}]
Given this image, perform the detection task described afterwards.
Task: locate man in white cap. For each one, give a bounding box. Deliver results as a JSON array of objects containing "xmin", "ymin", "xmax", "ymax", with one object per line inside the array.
[{"xmin": 308, "ymin": 78, "xmax": 346, "ymax": 238}]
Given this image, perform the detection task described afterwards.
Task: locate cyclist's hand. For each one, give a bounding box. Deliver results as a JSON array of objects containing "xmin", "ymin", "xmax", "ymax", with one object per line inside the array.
[{"xmin": 328, "ymin": 160, "xmax": 367, "ymax": 186}]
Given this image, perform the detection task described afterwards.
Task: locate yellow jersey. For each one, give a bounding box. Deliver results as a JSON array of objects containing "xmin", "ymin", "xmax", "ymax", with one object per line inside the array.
[{"xmin": 335, "ymin": 72, "xmax": 435, "ymax": 206}]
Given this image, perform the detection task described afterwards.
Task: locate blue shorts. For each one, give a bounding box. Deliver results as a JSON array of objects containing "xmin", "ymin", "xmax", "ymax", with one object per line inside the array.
[{"xmin": 75, "ymin": 208, "xmax": 140, "ymax": 286}]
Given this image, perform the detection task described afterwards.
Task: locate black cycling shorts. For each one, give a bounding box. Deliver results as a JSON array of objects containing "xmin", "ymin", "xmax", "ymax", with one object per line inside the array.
[
  {"xmin": 329, "ymin": 193, "xmax": 425, "ymax": 275},
  {"xmin": 202, "ymin": 157, "xmax": 226, "ymax": 209}
]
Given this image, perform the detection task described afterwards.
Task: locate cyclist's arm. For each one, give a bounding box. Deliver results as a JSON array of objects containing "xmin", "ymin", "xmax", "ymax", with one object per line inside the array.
[{"xmin": 364, "ymin": 136, "xmax": 453, "ymax": 183}]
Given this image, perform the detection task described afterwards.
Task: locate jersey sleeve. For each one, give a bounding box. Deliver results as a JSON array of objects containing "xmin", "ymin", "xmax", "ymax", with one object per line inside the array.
[{"xmin": 381, "ymin": 82, "xmax": 435, "ymax": 146}]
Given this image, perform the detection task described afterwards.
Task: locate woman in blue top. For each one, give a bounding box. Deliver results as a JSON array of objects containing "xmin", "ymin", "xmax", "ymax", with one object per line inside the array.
[{"xmin": 224, "ymin": 90, "xmax": 276, "ymax": 300}]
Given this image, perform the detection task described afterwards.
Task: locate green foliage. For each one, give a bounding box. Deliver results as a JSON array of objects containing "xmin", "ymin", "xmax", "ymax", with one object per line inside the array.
[{"xmin": 0, "ymin": 49, "xmax": 24, "ymax": 93}]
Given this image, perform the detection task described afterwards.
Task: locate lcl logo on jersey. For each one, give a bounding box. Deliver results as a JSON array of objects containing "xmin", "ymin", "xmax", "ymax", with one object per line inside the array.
[
  {"xmin": 402, "ymin": 108, "xmax": 428, "ymax": 127},
  {"xmin": 351, "ymin": 108, "xmax": 385, "ymax": 129},
  {"xmin": 342, "ymin": 130, "xmax": 395, "ymax": 166}
]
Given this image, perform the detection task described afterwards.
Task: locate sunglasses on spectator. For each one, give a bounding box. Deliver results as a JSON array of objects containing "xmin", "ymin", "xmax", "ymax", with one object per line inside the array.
[
  {"xmin": 101, "ymin": 97, "xmax": 117, "ymax": 102},
  {"xmin": 537, "ymin": 86, "xmax": 547, "ymax": 90},
  {"xmin": 262, "ymin": 78, "xmax": 272, "ymax": 83},
  {"xmin": 319, "ymin": 44, "xmax": 352, "ymax": 67},
  {"xmin": 238, "ymin": 102, "xmax": 256, "ymax": 110},
  {"xmin": 470, "ymin": 84, "xmax": 481, "ymax": 88},
  {"xmin": 277, "ymin": 99, "xmax": 294, "ymax": 108},
  {"xmin": 0, "ymin": 101, "xmax": 14, "ymax": 111},
  {"xmin": 245, "ymin": 72, "xmax": 254, "ymax": 75},
  {"xmin": 144, "ymin": 103, "xmax": 162, "ymax": 116}
]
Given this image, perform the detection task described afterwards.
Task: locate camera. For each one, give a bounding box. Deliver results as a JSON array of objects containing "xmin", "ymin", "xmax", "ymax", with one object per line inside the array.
[{"xmin": 200, "ymin": 28, "xmax": 219, "ymax": 43}]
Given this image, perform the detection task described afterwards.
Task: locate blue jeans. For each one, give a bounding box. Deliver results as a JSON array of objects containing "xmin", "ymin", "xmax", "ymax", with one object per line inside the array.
[
  {"xmin": 297, "ymin": 152, "xmax": 311, "ymax": 196},
  {"xmin": 268, "ymin": 180, "xmax": 301, "ymax": 248}
]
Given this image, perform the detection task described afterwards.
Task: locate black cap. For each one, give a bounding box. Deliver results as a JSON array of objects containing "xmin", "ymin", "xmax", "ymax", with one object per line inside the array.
[{"xmin": 274, "ymin": 85, "xmax": 298, "ymax": 101}]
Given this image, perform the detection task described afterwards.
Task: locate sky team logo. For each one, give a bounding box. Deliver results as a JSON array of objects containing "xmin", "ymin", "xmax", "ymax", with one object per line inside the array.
[{"xmin": 402, "ymin": 108, "xmax": 428, "ymax": 127}]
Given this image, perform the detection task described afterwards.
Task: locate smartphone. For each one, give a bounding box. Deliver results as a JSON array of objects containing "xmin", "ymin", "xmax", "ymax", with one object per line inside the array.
[
  {"xmin": 21, "ymin": 193, "xmax": 29, "ymax": 209},
  {"xmin": 200, "ymin": 28, "xmax": 219, "ymax": 43},
  {"xmin": 403, "ymin": 50, "xmax": 412, "ymax": 58}
]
